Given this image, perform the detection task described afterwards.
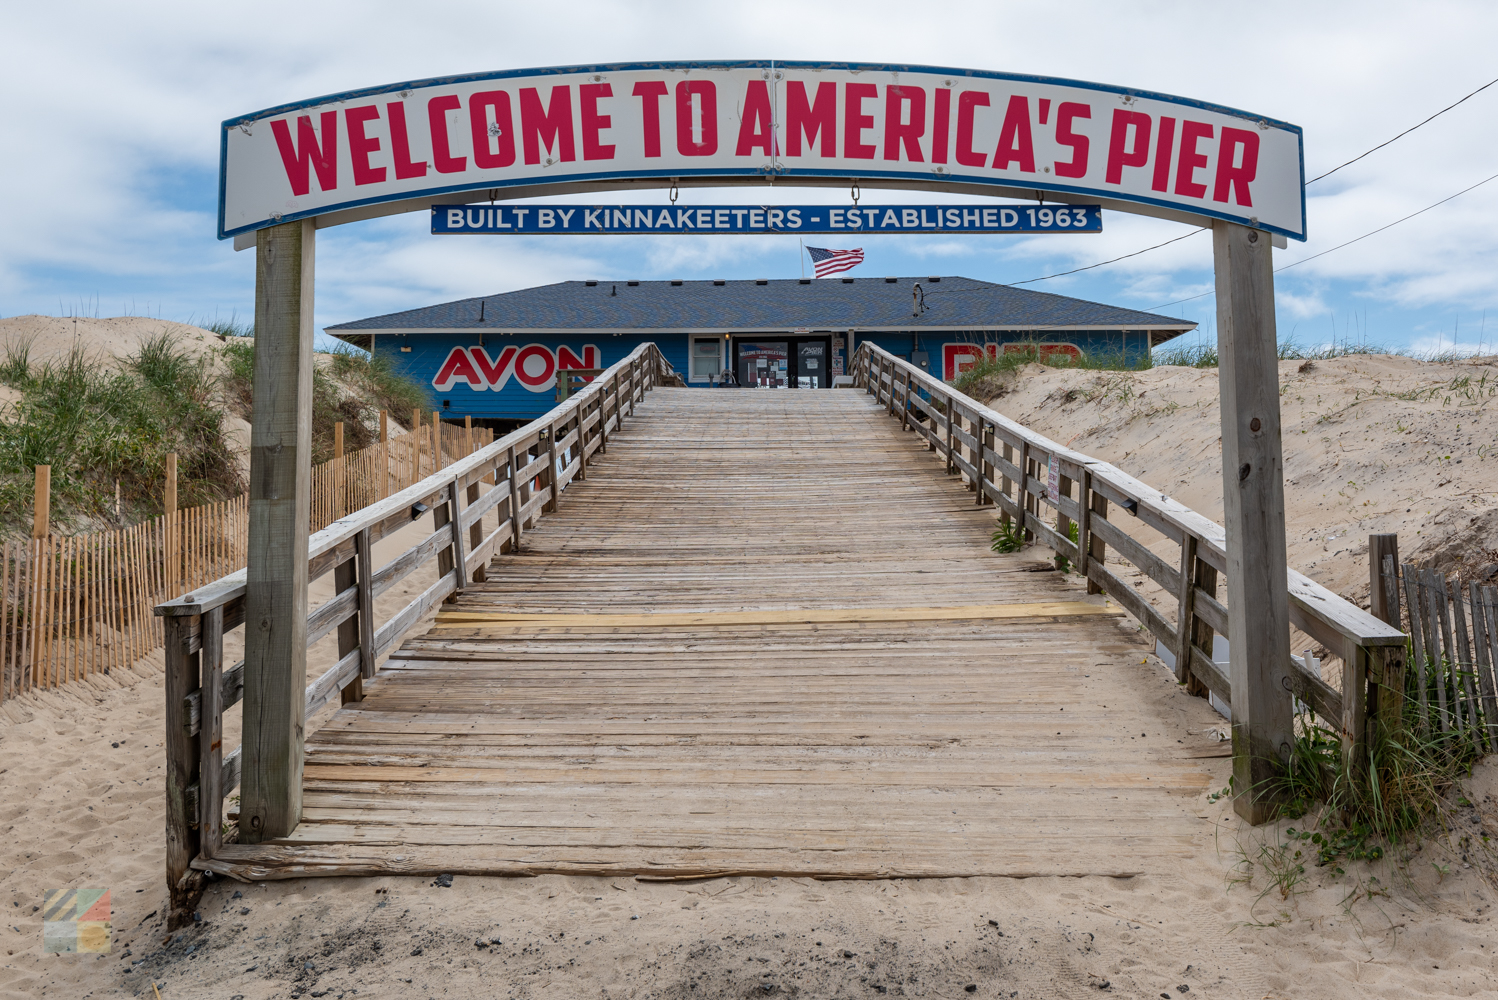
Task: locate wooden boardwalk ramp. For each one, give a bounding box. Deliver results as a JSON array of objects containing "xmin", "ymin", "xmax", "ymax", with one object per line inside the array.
[{"xmin": 216, "ymin": 388, "xmax": 1223, "ymax": 881}]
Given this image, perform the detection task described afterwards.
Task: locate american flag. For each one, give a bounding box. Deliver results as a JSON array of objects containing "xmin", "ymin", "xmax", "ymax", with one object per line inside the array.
[{"xmin": 805, "ymin": 246, "xmax": 865, "ymax": 278}]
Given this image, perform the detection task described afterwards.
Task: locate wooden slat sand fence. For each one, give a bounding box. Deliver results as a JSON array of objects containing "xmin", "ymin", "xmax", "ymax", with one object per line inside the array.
[
  {"xmin": 0, "ymin": 496, "xmax": 247, "ymax": 702},
  {"xmin": 1, "ymin": 417, "xmax": 493, "ymax": 703},
  {"xmin": 1379, "ymin": 558, "xmax": 1498, "ymax": 752}
]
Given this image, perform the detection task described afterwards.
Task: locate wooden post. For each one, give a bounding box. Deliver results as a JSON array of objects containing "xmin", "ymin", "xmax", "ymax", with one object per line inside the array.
[
  {"xmin": 1214, "ymin": 220, "xmax": 1294, "ymax": 824},
  {"xmin": 1369, "ymin": 534, "xmax": 1400, "ymax": 625},
  {"xmin": 240, "ymin": 219, "xmax": 315, "ymax": 843},
  {"xmin": 1055, "ymin": 473, "xmax": 1073, "ymax": 572},
  {"xmin": 379, "ymin": 410, "xmax": 389, "ymax": 500},
  {"xmin": 432, "ymin": 411, "xmax": 442, "ymax": 469},
  {"xmin": 333, "ymin": 422, "xmax": 345, "ymax": 520},
  {"xmin": 507, "ymin": 446, "xmax": 523, "ymax": 552},
  {"xmin": 336, "ymin": 550, "xmax": 363, "ymax": 705},
  {"xmin": 164, "ymin": 453, "xmax": 178, "ymax": 600},
  {"xmin": 412, "ymin": 408, "xmax": 422, "ymax": 478},
  {"xmin": 163, "ymin": 614, "xmax": 201, "ymax": 927},
  {"xmin": 33, "ymin": 465, "xmax": 50, "ymax": 539},
  {"xmin": 198, "ymin": 605, "xmax": 225, "ymax": 856},
  {"xmin": 1173, "ymin": 536, "xmax": 1199, "ymax": 685}
]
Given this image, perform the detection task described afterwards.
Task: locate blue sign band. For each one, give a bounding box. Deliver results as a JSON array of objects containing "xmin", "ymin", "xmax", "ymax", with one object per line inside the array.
[{"xmin": 431, "ymin": 203, "xmax": 1102, "ymax": 235}]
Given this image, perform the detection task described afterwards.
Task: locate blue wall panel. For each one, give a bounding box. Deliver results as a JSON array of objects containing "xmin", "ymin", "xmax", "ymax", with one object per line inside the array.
[{"xmin": 375, "ymin": 329, "xmax": 1147, "ymax": 421}]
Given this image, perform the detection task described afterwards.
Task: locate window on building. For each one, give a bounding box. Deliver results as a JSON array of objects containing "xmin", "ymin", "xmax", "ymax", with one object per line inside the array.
[{"xmin": 690, "ymin": 337, "xmax": 721, "ymax": 381}]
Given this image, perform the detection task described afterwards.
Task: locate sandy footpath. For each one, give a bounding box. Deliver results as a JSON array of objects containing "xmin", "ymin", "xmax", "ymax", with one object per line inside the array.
[{"xmin": 1, "ymin": 353, "xmax": 1497, "ymax": 997}]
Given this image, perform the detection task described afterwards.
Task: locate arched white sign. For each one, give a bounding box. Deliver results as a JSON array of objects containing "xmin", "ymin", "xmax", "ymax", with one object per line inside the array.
[{"xmin": 220, "ymin": 60, "xmax": 1305, "ymax": 243}]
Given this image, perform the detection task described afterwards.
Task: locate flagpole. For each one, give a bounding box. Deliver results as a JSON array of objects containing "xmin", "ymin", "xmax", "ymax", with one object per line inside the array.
[{"xmin": 799, "ymin": 239, "xmax": 805, "ymax": 280}]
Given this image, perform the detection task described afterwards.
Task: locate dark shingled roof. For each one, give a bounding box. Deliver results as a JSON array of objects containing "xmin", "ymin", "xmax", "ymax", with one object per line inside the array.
[{"xmin": 327, "ymin": 276, "xmax": 1196, "ymax": 337}]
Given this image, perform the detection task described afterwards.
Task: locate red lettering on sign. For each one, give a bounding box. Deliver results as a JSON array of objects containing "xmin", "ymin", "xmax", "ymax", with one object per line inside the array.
[
  {"xmin": 884, "ymin": 85, "xmax": 925, "ymax": 162},
  {"xmin": 344, "ymin": 106, "xmax": 385, "ymax": 186},
  {"xmin": 943, "ymin": 343, "xmax": 993, "ymax": 380},
  {"xmin": 992, "ymin": 96, "xmax": 1035, "ymax": 173},
  {"xmin": 579, "ymin": 84, "xmax": 615, "ymax": 161},
  {"xmin": 735, "ymin": 80, "xmax": 776, "ymax": 157},
  {"xmin": 1038, "ymin": 98, "xmax": 1051, "ymax": 126},
  {"xmin": 469, "ymin": 91, "xmax": 516, "ymax": 170},
  {"xmin": 785, "ymin": 81, "xmax": 835, "ymax": 157},
  {"xmin": 270, "ymin": 112, "xmax": 338, "ymax": 196},
  {"xmin": 1151, "ymin": 116, "xmax": 1175, "ymax": 192},
  {"xmin": 1214, "ymin": 128, "xmax": 1259, "ymax": 206},
  {"xmin": 931, "ymin": 88, "xmax": 951, "ymax": 164},
  {"xmin": 1053, "ymin": 102, "xmax": 1090, "ymax": 178},
  {"xmin": 434, "ymin": 347, "xmax": 484, "ymax": 390},
  {"xmin": 675, "ymin": 81, "xmax": 718, "ymax": 156},
  {"xmin": 844, "ymin": 83, "xmax": 878, "ymax": 159},
  {"xmin": 386, "ymin": 102, "xmax": 428, "ymax": 179},
  {"xmin": 513, "ymin": 344, "xmax": 557, "ymax": 388},
  {"xmin": 632, "ymin": 81, "xmax": 668, "ymax": 158},
  {"xmin": 520, "ymin": 86, "xmax": 576, "ymax": 165},
  {"xmin": 1105, "ymin": 110, "xmax": 1151, "ymax": 185},
  {"xmin": 427, "ymin": 96, "xmax": 467, "ymax": 174},
  {"xmin": 1174, "ymin": 120, "xmax": 1213, "ymax": 199},
  {"xmin": 955, "ymin": 92, "xmax": 989, "ymax": 168},
  {"xmin": 557, "ymin": 345, "xmax": 599, "ymax": 370},
  {"xmin": 469, "ymin": 345, "xmax": 517, "ymax": 390}
]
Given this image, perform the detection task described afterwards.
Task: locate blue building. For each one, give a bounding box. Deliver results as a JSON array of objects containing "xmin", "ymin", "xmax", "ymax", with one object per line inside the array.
[{"xmin": 326, "ymin": 276, "xmax": 1196, "ymax": 422}]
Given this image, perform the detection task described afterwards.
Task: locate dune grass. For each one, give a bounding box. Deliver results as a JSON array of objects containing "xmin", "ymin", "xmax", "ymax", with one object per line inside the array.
[
  {"xmin": 218, "ymin": 339, "xmax": 428, "ymax": 465},
  {"xmin": 0, "ymin": 333, "xmax": 241, "ymax": 535}
]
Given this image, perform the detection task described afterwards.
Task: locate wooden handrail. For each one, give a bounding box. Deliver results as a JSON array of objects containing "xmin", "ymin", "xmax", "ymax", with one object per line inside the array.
[
  {"xmin": 851, "ymin": 341, "xmax": 1406, "ymax": 761},
  {"xmin": 155, "ymin": 342, "xmax": 676, "ymax": 927}
]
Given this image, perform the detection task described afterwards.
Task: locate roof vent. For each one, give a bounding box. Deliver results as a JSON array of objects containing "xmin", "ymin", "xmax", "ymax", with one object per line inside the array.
[
  {"xmin": 755, "ymin": 279, "xmax": 768, "ymax": 285},
  {"xmin": 884, "ymin": 276, "xmax": 897, "ymax": 283},
  {"xmin": 670, "ymin": 280, "xmax": 683, "ymax": 286},
  {"xmin": 584, "ymin": 280, "xmax": 598, "ymax": 286},
  {"xmin": 928, "ymin": 276, "xmax": 941, "ymax": 283},
  {"xmin": 713, "ymin": 279, "xmax": 726, "ymax": 286},
  {"xmin": 626, "ymin": 280, "xmax": 639, "ymax": 286},
  {"xmin": 841, "ymin": 277, "xmax": 854, "ymax": 284},
  {"xmin": 798, "ymin": 278, "xmax": 811, "ymax": 285}
]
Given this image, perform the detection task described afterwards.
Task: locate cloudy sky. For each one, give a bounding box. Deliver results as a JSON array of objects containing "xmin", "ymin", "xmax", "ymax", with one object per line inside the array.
[{"xmin": 3, "ymin": 0, "xmax": 1496, "ymax": 355}]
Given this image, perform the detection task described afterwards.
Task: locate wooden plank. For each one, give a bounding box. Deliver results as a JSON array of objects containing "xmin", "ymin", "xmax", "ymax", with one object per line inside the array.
[{"xmin": 435, "ymin": 603, "xmax": 1121, "ymax": 629}]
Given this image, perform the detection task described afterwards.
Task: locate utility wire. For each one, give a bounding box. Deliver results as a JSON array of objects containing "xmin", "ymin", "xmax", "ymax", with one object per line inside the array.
[
  {"xmin": 1306, "ymin": 73, "xmax": 1498, "ymax": 184},
  {"xmin": 1008, "ymin": 229, "xmax": 1204, "ymax": 286},
  {"xmin": 1008, "ymin": 75, "xmax": 1498, "ymax": 288},
  {"xmin": 1146, "ymin": 167, "xmax": 1498, "ymax": 311}
]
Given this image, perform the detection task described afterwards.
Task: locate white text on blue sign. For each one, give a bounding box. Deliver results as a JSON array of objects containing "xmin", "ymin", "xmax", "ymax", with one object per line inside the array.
[{"xmin": 431, "ymin": 204, "xmax": 1102, "ymax": 235}]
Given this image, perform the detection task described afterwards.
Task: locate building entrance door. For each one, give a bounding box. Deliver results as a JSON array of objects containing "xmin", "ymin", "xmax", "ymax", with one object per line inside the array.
[
  {"xmin": 796, "ymin": 341, "xmax": 827, "ymax": 388},
  {"xmin": 733, "ymin": 337, "xmax": 833, "ymax": 388},
  {"xmin": 737, "ymin": 340, "xmax": 789, "ymax": 388}
]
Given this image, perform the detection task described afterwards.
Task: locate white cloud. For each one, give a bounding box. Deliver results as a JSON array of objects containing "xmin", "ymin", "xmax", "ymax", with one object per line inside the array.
[{"xmin": 3, "ymin": 0, "xmax": 1498, "ymax": 349}]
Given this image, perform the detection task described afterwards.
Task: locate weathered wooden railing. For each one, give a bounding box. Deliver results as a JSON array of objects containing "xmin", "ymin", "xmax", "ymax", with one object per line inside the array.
[
  {"xmin": 851, "ymin": 342, "xmax": 1407, "ymax": 780},
  {"xmin": 154, "ymin": 343, "xmax": 673, "ymax": 926}
]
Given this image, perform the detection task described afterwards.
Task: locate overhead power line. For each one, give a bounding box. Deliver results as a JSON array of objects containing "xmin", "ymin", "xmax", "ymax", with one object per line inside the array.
[
  {"xmin": 1008, "ymin": 74, "xmax": 1498, "ymax": 288},
  {"xmin": 1306, "ymin": 73, "xmax": 1498, "ymax": 184},
  {"xmin": 1145, "ymin": 167, "xmax": 1498, "ymax": 311},
  {"xmin": 1008, "ymin": 230, "xmax": 1204, "ymax": 285}
]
